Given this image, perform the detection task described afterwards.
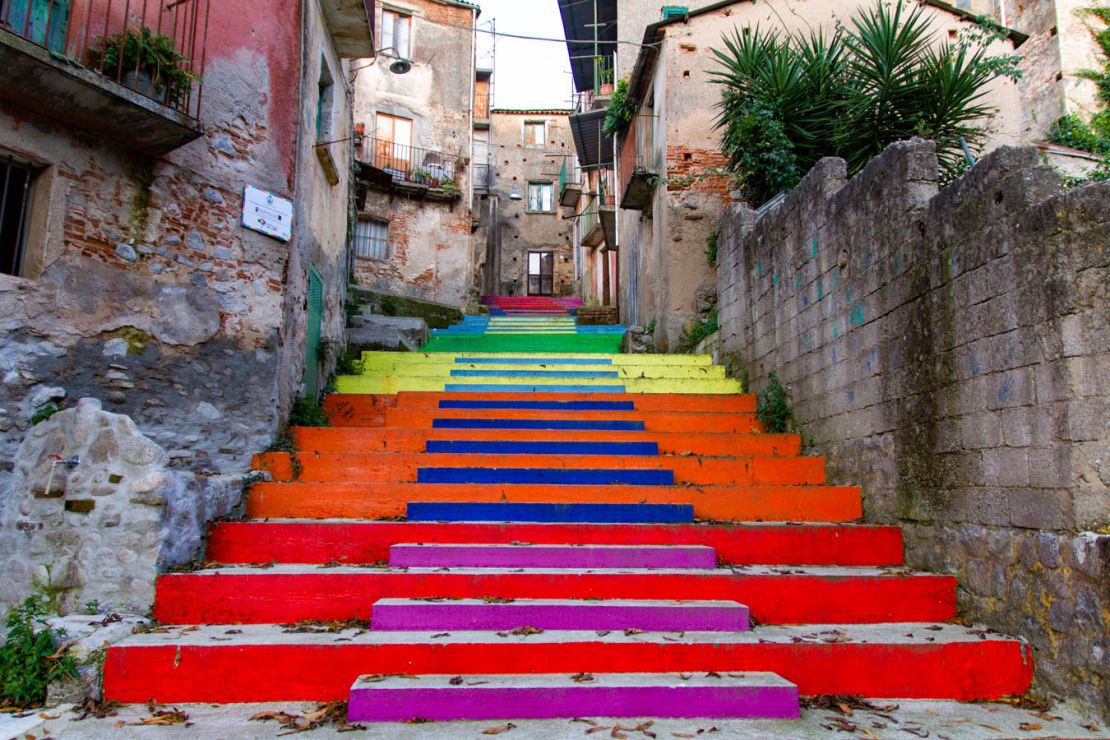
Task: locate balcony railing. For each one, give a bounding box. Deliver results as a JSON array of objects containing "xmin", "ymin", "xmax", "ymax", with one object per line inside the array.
[
  {"xmin": 0, "ymin": 0, "xmax": 210, "ymax": 119},
  {"xmin": 363, "ymin": 135, "xmax": 461, "ymax": 190}
]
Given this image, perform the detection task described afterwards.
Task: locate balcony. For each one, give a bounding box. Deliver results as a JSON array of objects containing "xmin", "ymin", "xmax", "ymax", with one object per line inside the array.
[
  {"xmin": 558, "ymin": 158, "xmax": 580, "ymax": 207},
  {"xmin": 619, "ymin": 118, "xmax": 658, "ymax": 211},
  {"xmin": 0, "ymin": 0, "xmax": 208, "ymax": 154},
  {"xmin": 361, "ymin": 135, "xmax": 463, "ymax": 202}
]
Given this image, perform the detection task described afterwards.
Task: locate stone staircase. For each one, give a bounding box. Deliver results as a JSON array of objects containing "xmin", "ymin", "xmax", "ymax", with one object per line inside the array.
[{"xmin": 101, "ymin": 295, "xmax": 1034, "ymax": 722}]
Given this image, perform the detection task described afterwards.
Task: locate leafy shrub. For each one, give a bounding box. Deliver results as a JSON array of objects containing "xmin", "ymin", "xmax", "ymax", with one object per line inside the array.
[
  {"xmin": 677, "ymin": 307, "xmax": 719, "ymax": 353},
  {"xmin": 706, "ymin": 231, "xmax": 719, "ymax": 268},
  {"xmin": 288, "ymin": 396, "xmax": 330, "ymax": 428},
  {"xmin": 30, "ymin": 404, "xmax": 59, "ymax": 426},
  {"xmin": 0, "ymin": 594, "xmax": 77, "ymax": 708},
  {"xmin": 603, "ymin": 79, "xmax": 635, "ymax": 137},
  {"xmin": 710, "ymin": 0, "xmax": 1023, "ymax": 204},
  {"xmin": 756, "ymin": 373, "xmax": 791, "ymax": 433}
]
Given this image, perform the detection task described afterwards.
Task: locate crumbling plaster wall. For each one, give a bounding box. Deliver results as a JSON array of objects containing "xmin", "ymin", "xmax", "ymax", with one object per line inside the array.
[
  {"xmin": 350, "ymin": 0, "xmax": 476, "ymax": 308},
  {"xmin": 716, "ymin": 139, "xmax": 1109, "ymax": 718},
  {"xmin": 0, "ymin": 0, "xmax": 356, "ymax": 610},
  {"xmin": 485, "ymin": 111, "xmax": 575, "ymax": 296}
]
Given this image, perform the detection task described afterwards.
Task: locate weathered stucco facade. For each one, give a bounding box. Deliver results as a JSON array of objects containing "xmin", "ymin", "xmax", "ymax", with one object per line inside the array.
[
  {"xmin": 615, "ymin": 0, "xmax": 1027, "ymax": 351},
  {"xmin": 716, "ymin": 140, "xmax": 1110, "ymax": 719},
  {"xmin": 351, "ymin": 0, "xmax": 478, "ymax": 309},
  {"xmin": 0, "ymin": 0, "xmax": 367, "ymax": 613},
  {"xmin": 477, "ymin": 110, "xmax": 575, "ymax": 297}
]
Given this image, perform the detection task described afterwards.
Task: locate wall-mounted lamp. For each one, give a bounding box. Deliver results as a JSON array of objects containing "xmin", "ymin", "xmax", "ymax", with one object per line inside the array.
[{"xmin": 376, "ymin": 46, "xmax": 413, "ymax": 75}]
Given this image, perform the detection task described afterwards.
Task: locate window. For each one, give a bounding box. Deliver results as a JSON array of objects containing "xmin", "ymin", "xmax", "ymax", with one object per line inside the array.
[
  {"xmin": 527, "ymin": 182, "xmax": 553, "ymax": 213},
  {"xmin": 1, "ymin": 0, "xmax": 71, "ymax": 53},
  {"xmin": 523, "ymin": 120, "xmax": 546, "ymax": 147},
  {"xmin": 382, "ymin": 9, "xmax": 412, "ymax": 59},
  {"xmin": 354, "ymin": 219, "xmax": 389, "ymax": 261},
  {"xmin": 374, "ymin": 113, "xmax": 413, "ymax": 175},
  {"xmin": 0, "ymin": 158, "xmax": 34, "ymax": 277},
  {"xmin": 316, "ymin": 57, "xmax": 335, "ymax": 142},
  {"xmin": 528, "ymin": 251, "xmax": 554, "ymax": 295}
]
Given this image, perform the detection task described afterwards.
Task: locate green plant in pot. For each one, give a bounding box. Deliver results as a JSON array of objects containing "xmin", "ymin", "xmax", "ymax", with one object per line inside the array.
[{"xmin": 100, "ymin": 27, "xmax": 198, "ymax": 108}]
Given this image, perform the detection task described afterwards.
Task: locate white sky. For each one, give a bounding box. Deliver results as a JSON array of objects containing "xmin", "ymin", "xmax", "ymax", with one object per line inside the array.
[{"xmin": 476, "ymin": 0, "xmax": 575, "ymax": 110}]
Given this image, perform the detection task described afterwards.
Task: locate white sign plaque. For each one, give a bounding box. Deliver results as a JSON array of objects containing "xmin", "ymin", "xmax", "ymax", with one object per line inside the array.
[{"xmin": 241, "ymin": 185, "xmax": 293, "ymax": 242}]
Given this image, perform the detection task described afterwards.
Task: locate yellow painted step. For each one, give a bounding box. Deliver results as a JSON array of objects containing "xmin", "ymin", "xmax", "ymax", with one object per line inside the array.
[
  {"xmin": 354, "ymin": 364, "xmax": 727, "ymax": 380},
  {"xmin": 335, "ymin": 375, "xmax": 742, "ymax": 394}
]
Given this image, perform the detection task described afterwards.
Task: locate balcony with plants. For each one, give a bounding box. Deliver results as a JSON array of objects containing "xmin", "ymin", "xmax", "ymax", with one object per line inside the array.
[
  {"xmin": 0, "ymin": 0, "xmax": 208, "ymax": 153},
  {"xmin": 360, "ymin": 135, "xmax": 464, "ymax": 202}
]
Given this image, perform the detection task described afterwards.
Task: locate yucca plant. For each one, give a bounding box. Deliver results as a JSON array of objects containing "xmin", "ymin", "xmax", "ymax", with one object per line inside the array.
[{"xmin": 711, "ymin": 0, "xmax": 1022, "ymax": 204}]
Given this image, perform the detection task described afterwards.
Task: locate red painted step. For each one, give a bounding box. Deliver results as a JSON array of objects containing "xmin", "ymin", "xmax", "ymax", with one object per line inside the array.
[
  {"xmin": 206, "ymin": 521, "xmax": 904, "ymax": 567},
  {"xmin": 290, "ymin": 427, "xmax": 803, "ymax": 457},
  {"xmin": 371, "ymin": 409, "xmax": 761, "ymax": 434},
  {"xmin": 102, "ymin": 623, "xmax": 1034, "ymax": 704},
  {"xmin": 151, "ymin": 566, "xmax": 956, "ymax": 625},
  {"xmin": 251, "ymin": 452, "xmax": 826, "ymax": 486}
]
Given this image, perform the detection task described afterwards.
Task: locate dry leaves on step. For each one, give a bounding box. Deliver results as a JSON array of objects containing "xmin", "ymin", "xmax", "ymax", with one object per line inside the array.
[
  {"xmin": 1083, "ymin": 723, "xmax": 1102, "ymax": 732},
  {"xmin": 251, "ymin": 701, "xmax": 366, "ymax": 734},
  {"xmin": 1018, "ymin": 723, "xmax": 1042, "ymax": 732},
  {"xmin": 483, "ymin": 596, "xmax": 515, "ymax": 604},
  {"xmin": 510, "ymin": 625, "xmax": 544, "ymax": 636},
  {"xmin": 482, "ymin": 722, "xmax": 517, "ymax": 734},
  {"xmin": 572, "ymin": 673, "xmax": 596, "ymax": 683},
  {"xmin": 128, "ymin": 703, "xmax": 189, "ymax": 726},
  {"xmin": 70, "ymin": 697, "xmax": 120, "ymax": 721},
  {"xmin": 449, "ymin": 676, "xmax": 464, "ymax": 685}
]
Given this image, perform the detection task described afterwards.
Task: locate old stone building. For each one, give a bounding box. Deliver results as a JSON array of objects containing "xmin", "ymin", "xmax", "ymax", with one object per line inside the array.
[
  {"xmin": 351, "ymin": 0, "xmax": 480, "ymax": 310},
  {"xmin": 0, "ymin": 0, "xmax": 372, "ymax": 612},
  {"xmin": 609, "ymin": 0, "xmax": 1026, "ymax": 351},
  {"xmin": 477, "ymin": 109, "xmax": 576, "ymax": 297}
]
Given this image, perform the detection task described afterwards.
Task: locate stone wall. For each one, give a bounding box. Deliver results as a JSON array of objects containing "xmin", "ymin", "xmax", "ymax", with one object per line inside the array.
[{"xmin": 716, "ymin": 140, "xmax": 1109, "ymax": 718}]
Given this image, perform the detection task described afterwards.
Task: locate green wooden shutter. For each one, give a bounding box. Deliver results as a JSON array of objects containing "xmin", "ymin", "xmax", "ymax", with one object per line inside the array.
[
  {"xmin": 6, "ymin": 0, "xmax": 70, "ymax": 53},
  {"xmin": 304, "ymin": 266, "xmax": 324, "ymax": 394}
]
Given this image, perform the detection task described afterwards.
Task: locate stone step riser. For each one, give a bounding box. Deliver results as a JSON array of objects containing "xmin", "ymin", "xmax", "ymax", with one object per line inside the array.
[
  {"xmin": 387, "ymin": 544, "xmax": 719, "ymax": 569},
  {"xmin": 346, "ymin": 673, "xmax": 796, "ymax": 722}
]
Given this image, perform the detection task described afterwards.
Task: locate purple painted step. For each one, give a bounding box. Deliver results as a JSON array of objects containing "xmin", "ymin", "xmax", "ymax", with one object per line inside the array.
[
  {"xmin": 371, "ymin": 598, "xmax": 750, "ymax": 632},
  {"xmin": 348, "ymin": 671, "xmax": 799, "ymax": 722},
  {"xmin": 389, "ymin": 543, "xmax": 718, "ymax": 569}
]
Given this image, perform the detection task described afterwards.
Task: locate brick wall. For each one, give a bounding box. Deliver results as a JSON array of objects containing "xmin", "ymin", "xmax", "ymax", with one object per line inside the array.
[{"xmin": 716, "ymin": 140, "xmax": 1110, "ymax": 718}]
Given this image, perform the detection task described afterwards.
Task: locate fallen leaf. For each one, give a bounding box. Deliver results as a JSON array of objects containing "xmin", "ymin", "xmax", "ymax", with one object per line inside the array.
[
  {"xmin": 1018, "ymin": 723, "xmax": 1042, "ymax": 731},
  {"xmin": 586, "ymin": 726, "xmax": 612, "ymax": 734},
  {"xmin": 671, "ymin": 734, "xmax": 695, "ymax": 739},
  {"xmin": 572, "ymin": 719, "xmax": 599, "ymax": 726},
  {"xmin": 38, "ymin": 713, "xmax": 59, "ymax": 720},
  {"xmin": 510, "ymin": 625, "xmax": 544, "ymax": 636},
  {"xmin": 449, "ymin": 676, "xmax": 464, "ymax": 685},
  {"xmin": 837, "ymin": 703, "xmax": 854, "ymax": 717},
  {"xmin": 572, "ymin": 672, "xmax": 596, "ymax": 683},
  {"xmin": 977, "ymin": 725, "xmax": 1002, "ymax": 732},
  {"xmin": 624, "ymin": 628, "xmax": 644, "ymax": 636},
  {"xmin": 1082, "ymin": 723, "xmax": 1101, "ymax": 732},
  {"xmin": 482, "ymin": 722, "xmax": 517, "ymax": 734}
]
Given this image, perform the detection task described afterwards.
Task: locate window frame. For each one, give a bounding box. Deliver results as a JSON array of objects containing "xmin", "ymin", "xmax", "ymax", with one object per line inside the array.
[
  {"xmin": 523, "ymin": 120, "xmax": 546, "ymax": 148},
  {"xmin": 382, "ymin": 8, "xmax": 413, "ymax": 59},
  {"xmin": 0, "ymin": 156, "xmax": 36, "ymax": 278},
  {"xmin": 354, "ymin": 218, "xmax": 390, "ymax": 261},
  {"xmin": 526, "ymin": 181, "xmax": 554, "ymax": 213}
]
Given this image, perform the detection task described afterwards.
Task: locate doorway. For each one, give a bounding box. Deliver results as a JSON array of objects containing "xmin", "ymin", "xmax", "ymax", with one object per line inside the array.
[{"xmin": 527, "ymin": 251, "xmax": 554, "ymax": 296}]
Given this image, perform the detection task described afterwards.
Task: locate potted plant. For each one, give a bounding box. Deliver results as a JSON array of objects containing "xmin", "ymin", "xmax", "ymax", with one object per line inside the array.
[
  {"xmin": 99, "ymin": 27, "xmax": 199, "ymax": 108},
  {"xmin": 412, "ymin": 166, "xmax": 428, "ymax": 184}
]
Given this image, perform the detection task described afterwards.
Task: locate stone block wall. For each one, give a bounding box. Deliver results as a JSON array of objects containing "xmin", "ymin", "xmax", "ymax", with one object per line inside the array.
[{"xmin": 716, "ymin": 140, "xmax": 1109, "ymax": 718}]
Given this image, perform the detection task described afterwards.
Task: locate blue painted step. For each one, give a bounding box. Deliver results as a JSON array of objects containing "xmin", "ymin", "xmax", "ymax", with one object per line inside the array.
[
  {"xmin": 432, "ymin": 418, "xmax": 644, "ymax": 431},
  {"xmin": 450, "ymin": 370, "xmax": 620, "ymax": 379},
  {"xmin": 417, "ymin": 468, "xmax": 675, "ymax": 486},
  {"xmin": 407, "ymin": 502, "xmax": 695, "ymax": 524},
  {"xmin": 424, "ymin": 440, "xmax": 659, "ymax": 456},
  {"xmin": 438, "ymin": 400, "xmax": 635, "ymax": 411}
]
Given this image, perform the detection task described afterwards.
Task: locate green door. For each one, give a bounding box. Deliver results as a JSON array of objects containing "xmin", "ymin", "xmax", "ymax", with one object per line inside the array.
[{"xmin": 304, "ymin": 266, "xmax": 324, "ymax": 394}]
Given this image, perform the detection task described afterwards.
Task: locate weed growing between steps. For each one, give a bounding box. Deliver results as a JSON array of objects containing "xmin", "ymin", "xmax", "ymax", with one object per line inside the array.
[
  {"xmin": 288, "ymin": 397, "xmax": 330, "ymax": 427},
  {"xmin": 0, "ymin": 594, "xmax": 77, "ymax": 708},
  {"xmin": 757, "ymin": 373, "xmax": 792, "ymax": 433}
]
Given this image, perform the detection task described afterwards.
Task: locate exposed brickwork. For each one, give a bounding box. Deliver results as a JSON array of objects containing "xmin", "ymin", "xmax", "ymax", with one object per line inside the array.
[
  {"xmin": 666, "ymin": 146, "xmax": 732, "ymax": 200},
  {"xmin": 716, "ymin": 140, "xmax": 1110, "ymax": 719}
]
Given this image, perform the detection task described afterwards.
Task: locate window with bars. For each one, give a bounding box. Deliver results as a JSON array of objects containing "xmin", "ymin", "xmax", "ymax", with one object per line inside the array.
[
  {"xmin": 382, "ymin": 9, "xmax": 412, "ymax": 59},
  {"xmin": 0, "ymin": 158, "xmax": 34, "ymax": 277},
  {"xmin": 354, "ymin": 219, "xmax": 389, "ymax": 261},
  {"xmin": 527, "ymin": 181, "xmax": 553, "ymax": 213}
]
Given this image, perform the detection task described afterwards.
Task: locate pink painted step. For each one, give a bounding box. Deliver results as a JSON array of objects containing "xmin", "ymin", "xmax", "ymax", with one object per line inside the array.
[
  {"xmin": 389, "ymin": 543, "xmax": 718, "ymax": 569},
  {"xmin": 347, "ymin": 672, "xmax": 799, "ymax": 722},
  {"xmin": 370, "ymin": 598, "xmax": 750, "ymax": 632}
]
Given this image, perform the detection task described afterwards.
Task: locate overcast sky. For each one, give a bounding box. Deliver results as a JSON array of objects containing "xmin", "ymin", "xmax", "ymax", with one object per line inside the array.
[{"xmin": 476, "ymin": 0, "xmax": 575, "ymax": 110}]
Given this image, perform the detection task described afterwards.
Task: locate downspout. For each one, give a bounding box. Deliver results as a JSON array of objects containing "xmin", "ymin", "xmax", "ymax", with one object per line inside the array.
[{"xmin": 468, "ymin": 6, "xmax": 478, "ymax": 301}]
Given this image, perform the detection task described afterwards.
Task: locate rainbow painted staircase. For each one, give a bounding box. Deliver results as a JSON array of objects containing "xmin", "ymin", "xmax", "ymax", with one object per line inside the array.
[{"xmin": 102, "ymin": 295, "xmax": 1034, "ymax": 722}]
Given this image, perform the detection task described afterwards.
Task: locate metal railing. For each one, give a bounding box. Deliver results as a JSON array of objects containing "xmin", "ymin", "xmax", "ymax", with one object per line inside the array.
[
  {"xmin": 363, "ymin": 135, "xmax": 462, "ymax": 189},
  {"xmin": 0, "ymin": 0, "xmax": 210, "ymax": 119}
]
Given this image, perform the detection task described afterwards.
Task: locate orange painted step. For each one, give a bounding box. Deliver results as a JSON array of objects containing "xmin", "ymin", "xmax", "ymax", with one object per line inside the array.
[
  {"xmin": 245, "ymin": 482, "xmax": 862, "ymax": 521},
  {"xmin": 290, "ymin": 427, "xmax": 803, "ymax": 457},
  {"xmin": 326, "ymin": 392, "xmax": 757, "ymax": 419},
  {"xmin": 378, "ymin": 408, "xmax": 761, "ymax": 433},
  {"xmin": 251, "ymin": 452, "xmax": 826, "ymax": 486}
]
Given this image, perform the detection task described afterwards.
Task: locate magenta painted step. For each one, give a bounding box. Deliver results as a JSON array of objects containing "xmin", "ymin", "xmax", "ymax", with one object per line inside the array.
[
  {"xmin": 389, "ymin": 543, "xmax": 718, "ymax": 569},
  {"xmin": 370, "ymin": 598, "xmax": 750, "ymax": 632},
  {"xmin": 348, "ymin": 672, "xmax": 799, "ymax": 722}
]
